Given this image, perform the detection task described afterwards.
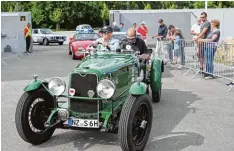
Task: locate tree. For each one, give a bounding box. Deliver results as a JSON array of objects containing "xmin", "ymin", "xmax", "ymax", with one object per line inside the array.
[
  {"xmin": 31, "ymin": 2, "xmax": 47, "ymax": 27},
  {"xmin": 144, "ymin": 3, "xmax": 152, "ymax": 10},
  {"xmin": 49, "ymin": 8, "xmax": 64, "ymax": 31},
  {"xmin": 100, "ymin": 2, "xmax": 109, "ymax": 26}
]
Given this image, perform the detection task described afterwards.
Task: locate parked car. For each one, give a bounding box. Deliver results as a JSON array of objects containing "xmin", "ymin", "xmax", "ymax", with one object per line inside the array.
[
  {"xmin": 15, "ymin": 44, "xmax": 164, "ymax": 150},
  {"xmin": 112, "ymin": 32, "xmax": 142, "ymax": 41},
  {"xmin": 76, "ymin": 24, "xmax": 93, "ymax": 33},
  {"xmin": 32, "ymin": 28, "xmax": 66, "ymax": 45},
  {"xmin": 69, "ymin": 32, "xmax": 99, "ymax": 59}
]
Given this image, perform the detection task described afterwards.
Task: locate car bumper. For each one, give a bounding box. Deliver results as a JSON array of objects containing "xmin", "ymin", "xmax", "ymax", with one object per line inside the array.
[
  {"xmin": 74, "ymin": 50, "xmax": 90, "ymax": 58},
  {"xmin": 48, "ymin": 39, "xmax": 65, "ymax": 43}
]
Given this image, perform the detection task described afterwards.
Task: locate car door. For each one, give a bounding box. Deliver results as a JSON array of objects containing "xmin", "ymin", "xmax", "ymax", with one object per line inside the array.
[{"xmin": 32, "ymin": 29, "xmax": 39, "ymax": 42}]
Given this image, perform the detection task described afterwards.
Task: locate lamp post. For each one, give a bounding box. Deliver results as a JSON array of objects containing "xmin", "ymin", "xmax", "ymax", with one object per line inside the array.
[{"xmin": 205, "ymin": 0, "xmax": 208, "ymax": 12}]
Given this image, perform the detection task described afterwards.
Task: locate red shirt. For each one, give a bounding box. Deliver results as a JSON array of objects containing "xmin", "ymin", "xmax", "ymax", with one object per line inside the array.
[{"xmin": 137, "ymin": 26, "xmax": 148, "ymax": 37}]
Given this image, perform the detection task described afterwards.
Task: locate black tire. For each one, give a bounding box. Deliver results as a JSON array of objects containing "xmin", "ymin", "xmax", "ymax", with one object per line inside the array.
[
  {"xmin": 69, "ymin": 45, "xmax": 72, "ymax": 55},
  {"xmin": 152, "ymin": 86, "xmax": 161, "ymax": 103},
  {"xmin": 58, "ymin": 42, "xmax": 63, "ymax": 45},
  {"xmin": 43, "ymin": 38, "xmax": 49, "ymax": 45},
  {"xmin": 15, "ymin": 88, "xmax": 56, "ymax": 145},
  {"xmin": 118, "ymin": 94, "xmax": 153, "ymax": 151},
  {"xmin": 71, "ymin": 48, "xmax": 76, "ymax": 60}
]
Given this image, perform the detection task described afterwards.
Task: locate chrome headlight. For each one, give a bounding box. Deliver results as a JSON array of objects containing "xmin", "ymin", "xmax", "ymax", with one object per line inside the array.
[
  {"xmin": 78, "ymin": 46, "xmax": 85, "ymax": 51},
  {"xmin": 48, "ymin": 77, "xmax": 66, "ymax": 96},
  {"xmin": 96, "ymin": 79, "xmax": 115, "ymax": 99}
]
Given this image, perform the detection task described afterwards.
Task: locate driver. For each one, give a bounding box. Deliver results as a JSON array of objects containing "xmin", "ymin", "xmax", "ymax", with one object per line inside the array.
[
  {"xmin": 120, "ymin": 28, "xmax": 150, "ymax": 60},
  {"xmin": 96, "ymin": 26, "xmax": 120, "ymax": 51}
]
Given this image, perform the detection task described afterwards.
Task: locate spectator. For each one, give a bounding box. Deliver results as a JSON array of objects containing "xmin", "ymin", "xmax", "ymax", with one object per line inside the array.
[
  {"xmin": 173, "ymin": 29, "xmax": 184, "ymax": 64},
  {"xmin": 190, "ymin": 18, "xmax": 201, "ymax": 40},
  {"xmin": 24, "ymin": 23, "xmax": 32, "ymax": 53},
  {"xmin": 119, "ymin": 23, "xmax": 125, "ymax": 32},
  {"xmin": 167, "ymin": 25, "xmax": 176, "ymax": 40},
  {"xmin": 137, "ymin": 21, "xmax": 148, "ymax": 45},
  {"xmin": 152, "ymin": 18, "xmax": 168, "ymax": 39},
  {"xmin": 132, "ymin": 23, "xmax": 137, "ymax": 30},
  {"xmin": 194, "ymin": 12, "xmax": 211, "ymax": 73},
  {"xmin": 198, "ymin": 19, "xmax": 220, "ymax": 79},
  {"xmin": 166, "ymin": 25, "xmax": 176, "ymax": 62},
  {"xmin": 112, "ymin": 22, "xmax": 120, "ymax": 32}
]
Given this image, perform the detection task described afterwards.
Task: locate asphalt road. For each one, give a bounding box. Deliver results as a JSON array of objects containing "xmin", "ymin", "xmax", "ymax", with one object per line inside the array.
[{"xmin": 1, "ymin": 42, "xmax": 234, "ymax": 151}]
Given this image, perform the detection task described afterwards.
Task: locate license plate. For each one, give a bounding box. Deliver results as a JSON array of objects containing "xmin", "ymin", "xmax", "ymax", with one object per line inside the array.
[{"xmin": 66, "ymin": 118, "xmax": 99, "ymax": 128}]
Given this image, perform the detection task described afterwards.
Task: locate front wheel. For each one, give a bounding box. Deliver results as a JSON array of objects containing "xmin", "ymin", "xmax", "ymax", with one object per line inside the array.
[
  {"xmin": 58, "ymin": 42, "xmax": 63, "ymax": 45},
  {"xmin": 15, "ymin": 88, "xmax": 56, "ymax": 145},
  {"xmin": 152, "ymin": 87, "xmax": 161, "ymax": 103},
  {"xmin": 118, "ymin": 94, "xmax": 153, "ymax": 151}
]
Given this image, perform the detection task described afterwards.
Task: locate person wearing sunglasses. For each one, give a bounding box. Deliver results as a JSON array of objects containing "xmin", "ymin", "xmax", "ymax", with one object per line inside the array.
[
  {"xmin": 194, "ymin": 12, "xmax": 211, "ymax": 73},
  {"xmin": 120, "ymin": 28, "xmax": 150, "ymax": 60},
  {"xmin": 96, "ymin": 26, "xmax": 120, "ymax": 51}
]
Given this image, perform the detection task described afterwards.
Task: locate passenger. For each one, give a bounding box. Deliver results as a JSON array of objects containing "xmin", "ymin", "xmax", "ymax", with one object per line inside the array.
[{"xmin": 96, "ymin": 26, "xmax": 120, "ymax": 51}]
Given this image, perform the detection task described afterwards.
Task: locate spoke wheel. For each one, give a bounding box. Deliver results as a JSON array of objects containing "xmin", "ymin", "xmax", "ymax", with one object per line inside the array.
[
  {"xmin": 118, "ymin": 94, "xmax": 153, "ymax": 151},
  {"xmin": 15, "ymin": 88, "xmax": 56, "ymax": 145},
  {"xmin": 132, "ymin": 103, "xmax": 150, "ymax": 146}
]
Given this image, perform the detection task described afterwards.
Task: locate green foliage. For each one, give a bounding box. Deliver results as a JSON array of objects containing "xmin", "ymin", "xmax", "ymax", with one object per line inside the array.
[
  {"xmin": 101, "ymin": 2, "xmax": 109, "ymax": 25},
  {"xmin": 1, "ymin": 1, "xmax": 234, "ymax": 30},
  {"xmin": 144, "ymin": 3, "xmax": 152, "ymax": 10}
]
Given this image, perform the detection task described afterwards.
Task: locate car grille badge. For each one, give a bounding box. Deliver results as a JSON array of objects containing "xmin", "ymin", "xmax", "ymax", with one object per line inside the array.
[
  {"xmin": 87, "ymin": 90, "xmax": 95, "ymax": 99},
  {"xmin": 69, "ymin": 88, "xmax": 75, "ymax": 97}
]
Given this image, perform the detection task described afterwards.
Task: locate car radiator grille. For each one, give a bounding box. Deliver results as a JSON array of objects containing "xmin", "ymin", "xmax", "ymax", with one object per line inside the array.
[{"xmin": 69, "ymin": 73, "xmax": 98, "ymax": 113}]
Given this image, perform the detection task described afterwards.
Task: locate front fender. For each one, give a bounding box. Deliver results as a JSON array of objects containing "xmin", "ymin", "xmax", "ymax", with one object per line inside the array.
[
  {"xmin": 150, "ymin": 58, "xmax": 163, "ymax": 92},
  {"xmin": 129, "ymin": 82, "xmax": 147, "ymax": 95},
  {"xmin": 24, "ymin": 79, "xmax": 47, "ymax": 92}
]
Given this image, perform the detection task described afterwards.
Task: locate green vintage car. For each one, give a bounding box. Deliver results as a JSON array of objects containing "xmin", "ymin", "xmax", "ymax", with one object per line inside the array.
[{"xmin": 15, "ymin": 44, "xmax": 164, "ymax": 151}]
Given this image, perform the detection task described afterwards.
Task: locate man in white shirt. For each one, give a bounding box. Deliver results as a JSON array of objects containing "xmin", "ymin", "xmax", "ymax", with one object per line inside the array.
[{"xmin": 190, "ymin": 18, "xmax": 201, "ymax": 40}]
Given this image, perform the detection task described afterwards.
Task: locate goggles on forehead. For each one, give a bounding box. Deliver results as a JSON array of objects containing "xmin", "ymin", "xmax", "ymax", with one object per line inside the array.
[{"xmin": 127, "ymin": 36, "xmax": 136, "ymax": 40}]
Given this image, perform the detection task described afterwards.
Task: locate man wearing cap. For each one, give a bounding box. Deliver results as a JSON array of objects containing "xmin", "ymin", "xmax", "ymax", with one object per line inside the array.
[
  {"xmin": 152, "ymin": 19, "xmax": 168, "ymax": 40},
  {"xmin": 137, "ymin": 22, "xmax": 148, "ymax": 45},
  {"xmin": 96, "ymin": 26, "xmax": 120, "ymax": 51}
]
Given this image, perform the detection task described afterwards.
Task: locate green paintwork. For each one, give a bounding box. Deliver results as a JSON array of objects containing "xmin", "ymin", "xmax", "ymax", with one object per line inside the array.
[
  {"xmin": 24, "ymin": 79, "xmax": 46, "ymax": 92},
  {"xmin": 150, "ymin": 58, "xmax": 163, "ymax": 92},
  {"xmin": 129, "ymin": 82, "xmax": 147, "ymax": 95},
  {"xmin": 44, "ymin": 109, "xmax": 58, "ymax": 127},
  {"xmin": 24, "ymin": 51, "xmax": 163, "ymax": 131}
]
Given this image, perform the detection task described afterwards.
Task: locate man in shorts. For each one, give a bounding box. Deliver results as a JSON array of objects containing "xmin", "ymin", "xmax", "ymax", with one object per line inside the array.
[{"xmin": 194, "ymin": 12, "xmax": 211, "ymax": 72}]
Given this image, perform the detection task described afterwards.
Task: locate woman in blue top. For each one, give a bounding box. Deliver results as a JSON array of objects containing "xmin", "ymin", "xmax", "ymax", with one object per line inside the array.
[
  {"xmin": 173, "ymin": 29, "xmax": 184, "ymax": 64},
  {"xmin": 198, "ymin": 19, "xmax": 220, "ymax": 79}
]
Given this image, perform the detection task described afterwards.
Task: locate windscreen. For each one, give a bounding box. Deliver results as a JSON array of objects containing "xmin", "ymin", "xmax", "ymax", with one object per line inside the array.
[{"xmin": 74, "ymin": 33, "xmax": 99, "ymax": 41}]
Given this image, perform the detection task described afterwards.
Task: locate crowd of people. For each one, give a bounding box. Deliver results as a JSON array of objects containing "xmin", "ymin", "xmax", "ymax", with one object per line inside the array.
[
  {"xmin": 99, "ymin": 12, "xmax": 221, "ymax": 80},
  {"xmin": 96, "ymin": 11, "xmax": 221, "ymax": 80}
]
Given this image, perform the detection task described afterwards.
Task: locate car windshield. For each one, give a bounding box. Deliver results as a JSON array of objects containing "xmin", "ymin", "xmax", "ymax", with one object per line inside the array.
[
  {"xmin": 40, "ymin": 29, "xmax": 53, "ymax": 34},
  {"xmin": 112, "ymin": 34, "xmax": 141, "ymax": 40},
  {"xmin": 74, "ymin": 33, "xmax": 99, "ymax": 41},
  {"xmin": 77, "ymin": 25, "xmax": 91, "ymax": 29}
]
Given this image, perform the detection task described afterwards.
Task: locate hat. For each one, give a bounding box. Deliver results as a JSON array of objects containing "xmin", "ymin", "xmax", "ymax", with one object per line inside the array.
[
  {"xmin": 101, "ymin": 26, "xmax": 113, "ymax": 34},
  {"xmin": 158, "ymin": 18, "xmax": 163, "ymax": 23},
  {"xmin": 140, "ymin": 21, "xmax": 145, "ymax": 25}
]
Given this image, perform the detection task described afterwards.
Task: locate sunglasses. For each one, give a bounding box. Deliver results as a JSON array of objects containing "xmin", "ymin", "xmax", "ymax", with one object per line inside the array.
[{"xmin": 127, "ymin": 36, "xmax": 136, "ymax": 40}]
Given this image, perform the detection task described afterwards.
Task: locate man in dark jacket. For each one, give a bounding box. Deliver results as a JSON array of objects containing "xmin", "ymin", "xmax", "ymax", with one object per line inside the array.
[
  {"xmin": 152, "ymin": 19, "xmax": 168, "ymax": 39},
  {"xmin": 120, "ymin": 28, "xmax": 150, "ymax": 60}
]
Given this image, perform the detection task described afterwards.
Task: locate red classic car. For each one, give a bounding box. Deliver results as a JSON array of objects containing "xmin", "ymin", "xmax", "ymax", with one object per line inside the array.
[{"xmin": 69, "ymin": 33, "xmax": 100, "ymax": 59}]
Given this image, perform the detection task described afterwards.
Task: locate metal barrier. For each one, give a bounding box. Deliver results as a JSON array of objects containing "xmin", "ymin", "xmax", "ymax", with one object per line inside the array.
[
  {"xmin": 154, "ymin": 38, "xmax": 234, "ymax": 92},
  {"xmin": 1, "ymin": 36, "xmax": 31, "ymax": 66}
]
